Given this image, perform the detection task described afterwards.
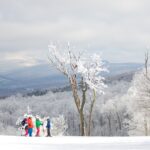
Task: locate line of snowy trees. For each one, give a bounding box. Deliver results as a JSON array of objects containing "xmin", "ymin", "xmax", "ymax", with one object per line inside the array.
[{"xmin": 0, "ymin": 79, "xmax": 131, "ymax": 136}]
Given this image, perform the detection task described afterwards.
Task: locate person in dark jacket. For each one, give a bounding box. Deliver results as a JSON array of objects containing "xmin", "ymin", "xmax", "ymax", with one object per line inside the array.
[
  {"xmin": 21, "ymin": 114, "xmax": 28, "ymax": 136},
  {"xmin": 46, "ymin": 117, "xmax": 51, "ymax": 137}
]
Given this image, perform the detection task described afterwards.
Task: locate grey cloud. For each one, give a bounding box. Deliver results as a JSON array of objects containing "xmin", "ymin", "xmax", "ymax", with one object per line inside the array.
[{"xmin": 0, "ymin": 0, "xmax": 150, "ymax": 71}]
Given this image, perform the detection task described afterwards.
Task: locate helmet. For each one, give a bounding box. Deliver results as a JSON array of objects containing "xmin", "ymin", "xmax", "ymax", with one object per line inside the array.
[
  {"xmin": 36, "ymin": 115, "xmax": 40, "ymax": 119},
  {"xmin": 24, "ymin": 114, "xmax": 28, "ymax": 118}
]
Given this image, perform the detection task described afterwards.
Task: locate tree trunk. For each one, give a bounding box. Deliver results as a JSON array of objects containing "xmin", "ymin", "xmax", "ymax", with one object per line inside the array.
[
  {"xmin": 87, "ymin": 89, "xmax": 96, "ymax": 136},
  {"xmin": 144, "ymin": 52, "xmax": 149, "ymax": 136},
  {"xmin": 80, "ymin": 77, "xmax": 87, "ymax": 136},
  {"xmin": 116, "ymin": 112, "xmax": 122, "ymax": 130},
  {"xmin": 79, "ymin": 109, "xmax": 85, "ymax": 136},
  {"xmin": 107, "ymin": 115, "xmax": 112, "ymax": 136},
  {"xmin": 145, "ymin": 51, "xmax": 149, "ymax": 76},
  {"xmin": 144, "ymin": 117, "xmax": 148, "ymax": 136},
  {"xmin": 69, "ymin": 76, "xmax": 86, "ymax": 136}
]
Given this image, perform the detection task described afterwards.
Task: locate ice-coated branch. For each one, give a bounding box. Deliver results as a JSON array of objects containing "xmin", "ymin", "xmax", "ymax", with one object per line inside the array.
[
  {"xmin": 77, "ymin": 53, "xmax": 107, "ymax": 94},
  {"xmin": 48, "ymin": 43, "xmax": 107, "ymax": 94}
]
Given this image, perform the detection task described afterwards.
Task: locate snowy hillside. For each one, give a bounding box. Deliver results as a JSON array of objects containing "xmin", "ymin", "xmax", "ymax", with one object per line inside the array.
[{"xmin": 1, "ymin": 136, "xmax": 150, "ymax": 150}]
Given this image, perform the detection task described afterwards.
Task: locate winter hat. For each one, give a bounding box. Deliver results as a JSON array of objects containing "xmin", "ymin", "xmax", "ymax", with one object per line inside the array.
[
  {"xmin": 28, "ymin": 114, "xmax": 32, "ymax": 118},
  {"xmin": 47, "ymin": 116, "xmax": 50, "ymax": 120}
]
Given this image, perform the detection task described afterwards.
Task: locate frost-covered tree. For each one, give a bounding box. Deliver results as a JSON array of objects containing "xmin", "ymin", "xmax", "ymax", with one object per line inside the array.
[
  {"xmin": 48, "ymin": 43, "xmax": 107, "ymax": 136},
  {"xmin": 128, "ymin": 71, "xmax": 150, "ymax": 135},
  {"xmin": 128, "ymin": 52, "xmax": 150, "ymax": 135},
  {"xmin": 51, "ymin": 115, "xmax": 68, "ymax": 136},
  {"xmin": 0, "ymin": 80, "xmax": 131, "ymax": 136}
]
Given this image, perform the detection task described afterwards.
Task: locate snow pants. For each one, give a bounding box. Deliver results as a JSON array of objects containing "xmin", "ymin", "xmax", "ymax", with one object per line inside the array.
[
  {"xmin": 47, "ymin": 128, "xmax": 51, "ymax": 137},
  {"xmin": 25, "ymin": 129, "xmax": 28, "ymax": 136},
  {"xmin": 28, "ymin": 128, "xmax": 33, "ymax": 137},
  {"xmin": 36, "ymin": 128, "xmax": 40, "ymax": 136}
]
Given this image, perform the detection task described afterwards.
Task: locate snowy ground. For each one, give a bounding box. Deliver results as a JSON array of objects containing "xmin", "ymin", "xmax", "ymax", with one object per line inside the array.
[{"xmin": 1, "ymin": 136, "xmax": 150, "ymax": 150}]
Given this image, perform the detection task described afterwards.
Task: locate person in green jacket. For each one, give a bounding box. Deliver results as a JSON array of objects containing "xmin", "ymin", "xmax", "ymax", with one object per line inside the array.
[{"xmin": 35, "ymin": 116, "xmax": 43, "ymax": 136}]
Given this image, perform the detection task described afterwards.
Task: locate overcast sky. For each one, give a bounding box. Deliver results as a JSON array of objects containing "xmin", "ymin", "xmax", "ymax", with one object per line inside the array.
[{"xmin": 0, "ymin": 0, "xmax": 150, "ymax": 73}]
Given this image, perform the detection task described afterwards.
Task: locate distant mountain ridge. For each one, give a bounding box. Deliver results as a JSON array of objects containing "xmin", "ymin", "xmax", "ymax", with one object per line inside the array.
[{"xmin": 0, "ymin": 62, "xmax": 143, "ymax": 97}]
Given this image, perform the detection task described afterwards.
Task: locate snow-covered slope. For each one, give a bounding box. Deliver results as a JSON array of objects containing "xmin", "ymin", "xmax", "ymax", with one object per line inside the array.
[{"xmin": 1, "ymin": 136, "xmax": 150, "ymax": 150}]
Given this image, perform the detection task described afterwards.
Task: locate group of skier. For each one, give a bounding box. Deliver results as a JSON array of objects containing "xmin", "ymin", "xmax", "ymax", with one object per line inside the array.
[{"xmin": 20, "ymin": 114, "xmax": 51, "ymax": 137}]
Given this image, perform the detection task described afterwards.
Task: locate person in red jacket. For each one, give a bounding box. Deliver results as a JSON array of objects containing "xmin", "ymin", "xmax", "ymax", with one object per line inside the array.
[{"xmin": 27, "ymin": 115, "xmax": 34, "ymax": 137}]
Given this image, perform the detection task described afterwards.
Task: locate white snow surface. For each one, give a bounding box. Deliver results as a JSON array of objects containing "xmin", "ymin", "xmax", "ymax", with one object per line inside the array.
[{"xmin": 1, "ymin": 136, "xmax": 150, "ymax": 150}]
